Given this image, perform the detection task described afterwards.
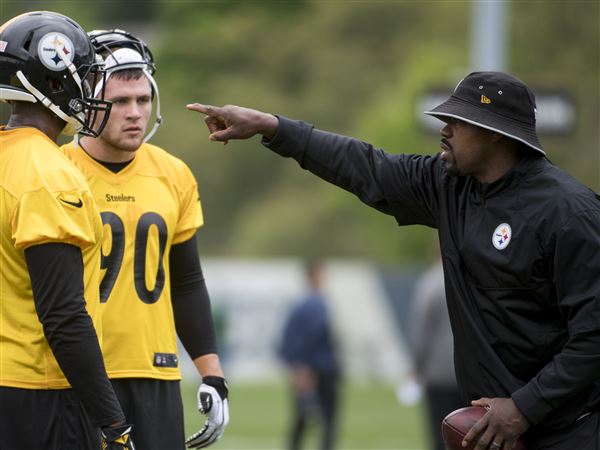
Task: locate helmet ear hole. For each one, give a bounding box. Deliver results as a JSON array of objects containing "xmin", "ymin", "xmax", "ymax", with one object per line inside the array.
[{"xmin": 46, "ymin": 77, "xmax": 64, "ymax": 93}]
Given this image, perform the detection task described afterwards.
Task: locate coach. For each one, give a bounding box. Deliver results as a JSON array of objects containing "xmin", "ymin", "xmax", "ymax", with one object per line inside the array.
[{"xmin": 187, "ymin": 71, "xmax": 600, "ymax": 449}]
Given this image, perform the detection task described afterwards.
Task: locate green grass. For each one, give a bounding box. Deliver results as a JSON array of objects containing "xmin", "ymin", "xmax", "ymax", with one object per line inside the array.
[{"xmin": 182, "ymin": 381, "xmax": 429, "ymax": 450}]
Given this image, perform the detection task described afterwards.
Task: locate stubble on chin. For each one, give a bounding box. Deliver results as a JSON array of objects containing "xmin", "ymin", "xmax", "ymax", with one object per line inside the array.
[
  {"xmin": 114, "ymin": 136, "xmax": 143, "ymax": 153},
  {"xmin": 441, "ymin": 158, "xmax": 459, "ymax": 177}
]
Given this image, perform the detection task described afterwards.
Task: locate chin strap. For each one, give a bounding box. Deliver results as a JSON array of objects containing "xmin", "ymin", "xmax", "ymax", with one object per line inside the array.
[{"xmin": 141, "ymin": 67, "xmax": 162, "ymax": 143}]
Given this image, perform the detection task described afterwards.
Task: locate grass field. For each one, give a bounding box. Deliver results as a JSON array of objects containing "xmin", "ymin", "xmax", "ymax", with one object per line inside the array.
[{"xmin": 181, "ymin": 381, "xmax": 429, "ymax": 450}]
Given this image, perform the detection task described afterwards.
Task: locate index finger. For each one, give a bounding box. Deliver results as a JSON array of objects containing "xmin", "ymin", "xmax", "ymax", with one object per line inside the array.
[
  {"xmin": 186, "ymin": 103, "xmax": 223, "ymax": 118},
  {"xmin": 462, "ymin": 414, "xmax": 488, "ymax": 447}
]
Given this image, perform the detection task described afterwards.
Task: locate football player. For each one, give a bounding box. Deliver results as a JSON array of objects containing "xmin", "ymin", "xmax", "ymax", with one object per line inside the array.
[
  {"xmin": 0, "ymin": 11, "xmax": 134, "ymax": 450},
  {"xmin": 61, "ymin": 29, "xmax": 228, "ymax": 450}
]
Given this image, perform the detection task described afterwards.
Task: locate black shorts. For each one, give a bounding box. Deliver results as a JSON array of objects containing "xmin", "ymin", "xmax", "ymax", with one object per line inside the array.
[
  {"xmin": 0, "ymin": 386, "xmax": 100, "ymax": 450},
  {"xmin": 110, "ymin": 378, "xmax": 185, "ymax": 450}
]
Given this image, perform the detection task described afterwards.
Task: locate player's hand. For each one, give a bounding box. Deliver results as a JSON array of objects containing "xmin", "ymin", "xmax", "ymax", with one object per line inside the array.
[
  {"xmin": 462, "ymin": 397, "xmax": 529, "ymax": 450},
  {"xmin": 101, "ymin": 423, "xmax": 135, "ymax": 450},
  {"xmin": 186, "ymin": 103, "xmax": 279, "ymax": 143},
  {"xmin": 185, "ymin": 376, "xmax": 230, "ymax": 448}
]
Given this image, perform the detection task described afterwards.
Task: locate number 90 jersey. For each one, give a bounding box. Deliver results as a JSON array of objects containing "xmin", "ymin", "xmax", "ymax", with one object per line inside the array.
[{"xmin": 62, "ymin": 142, "xmax": 204, "ymax": 380}]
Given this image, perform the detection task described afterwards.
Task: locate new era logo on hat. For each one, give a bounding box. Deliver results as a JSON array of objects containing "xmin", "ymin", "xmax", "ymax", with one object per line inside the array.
[{"xmin": 424, "ymin": 71, "xmax": 545, "ymax": 155}]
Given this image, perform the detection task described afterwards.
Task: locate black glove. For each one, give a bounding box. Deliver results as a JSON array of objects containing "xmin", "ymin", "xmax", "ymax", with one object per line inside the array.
[
  {"xmin": 185, "ymin": 376, "xmax": 230, "ymax": 448},
  {"xmin": 101, "ymin": 423, "xmax": 135, "ymax": 450}
]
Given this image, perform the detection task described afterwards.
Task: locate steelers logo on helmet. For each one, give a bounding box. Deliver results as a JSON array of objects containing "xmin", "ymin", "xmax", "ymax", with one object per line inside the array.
[
  {"xmin": 38, "ymin": 32, "xmax": 75, "ymax": 71},
  {"xmin": 492, "ymin": 223, "xmax": 512, "ymax": 250}
]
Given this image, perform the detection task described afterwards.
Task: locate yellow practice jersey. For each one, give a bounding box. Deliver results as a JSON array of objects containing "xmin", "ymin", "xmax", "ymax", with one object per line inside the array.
[
  {"xmin": 0, "ymin": 127, "xmax": 103, "ymax": 389},
  {"xmin": 61, "ymin": 142, "xmax": 203, "ymax": 380}
]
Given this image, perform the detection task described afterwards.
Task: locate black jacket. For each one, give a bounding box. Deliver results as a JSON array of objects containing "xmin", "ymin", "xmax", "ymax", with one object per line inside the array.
[{"xmin": 264, "ymin": 117, "xmax": 600, "ymax": 433}]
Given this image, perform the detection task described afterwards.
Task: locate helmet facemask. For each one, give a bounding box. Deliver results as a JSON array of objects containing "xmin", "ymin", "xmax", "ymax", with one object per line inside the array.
[{"xmin": 69, "ymin": 57, "xmax": 112, "ymax": 137}]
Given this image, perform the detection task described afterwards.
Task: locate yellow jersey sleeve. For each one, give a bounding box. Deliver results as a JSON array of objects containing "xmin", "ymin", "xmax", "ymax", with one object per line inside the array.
[{"xmin": 12, "ymin": 187, "xmax": 100, "ymax": 250}]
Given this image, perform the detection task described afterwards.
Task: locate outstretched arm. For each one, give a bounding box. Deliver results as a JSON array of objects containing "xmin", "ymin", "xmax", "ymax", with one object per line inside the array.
[
  {"xmin": 186, "ymin": 103, "xmax": 279, "ymax": 143},
  {"xmin": 187, "ymin": 104, "xmax": 440, "ymax": 226}
]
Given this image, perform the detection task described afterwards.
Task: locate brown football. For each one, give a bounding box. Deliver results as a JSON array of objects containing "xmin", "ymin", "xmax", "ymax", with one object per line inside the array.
[{"xmin": 441, "ymin": 406, "xmax": 527, "ymax": 450}]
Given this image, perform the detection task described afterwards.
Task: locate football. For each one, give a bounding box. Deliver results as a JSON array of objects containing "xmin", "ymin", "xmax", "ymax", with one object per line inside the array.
[{"xmin": 442, "ymin": 406, "xmax": 527, "ymax": 450}]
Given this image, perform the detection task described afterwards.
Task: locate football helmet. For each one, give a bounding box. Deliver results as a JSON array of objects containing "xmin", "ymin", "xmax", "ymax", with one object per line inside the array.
[
  {"xmin": 88, "ymin": 29, "xmax": 162, "ymax": 142},
  {"xmin": 0, "ymin": 11, "xmax": 111, "ymax": 136},
  {"xmin": 89, "ymin": 29, "xmax": 155, "ymax": 74}
]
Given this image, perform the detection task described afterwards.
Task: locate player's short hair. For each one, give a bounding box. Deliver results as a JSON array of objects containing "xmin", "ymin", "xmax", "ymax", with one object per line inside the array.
[
  {"xmin": 109, "ymin": 67, "xmax": 145, "ymax": 81},
  {"xmin": 106, "ymin": 67, "xmax": 154, "ymax": 100}
]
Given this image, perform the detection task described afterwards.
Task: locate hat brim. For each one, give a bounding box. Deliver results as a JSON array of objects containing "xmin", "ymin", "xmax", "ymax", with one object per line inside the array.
[{"xmin": 424, "ymin": 95, "xmax": 545, "ymax": 156}]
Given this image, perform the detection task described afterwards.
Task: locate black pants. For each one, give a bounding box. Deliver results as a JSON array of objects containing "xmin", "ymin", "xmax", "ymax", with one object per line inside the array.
[
  {"xmin": 0, "ymin": 386, "xmax": 100, "ymax": 450},
  {"xmin": 424, "ymin": 384, "xmax": 464, "ymax": 450},
  {"xmin": 110, "ymin": 378, "xmax": 185, "ymax": 450},
  {"xmin": 288, "ymin": 374, "xmax": 340, "ymax": 450}
]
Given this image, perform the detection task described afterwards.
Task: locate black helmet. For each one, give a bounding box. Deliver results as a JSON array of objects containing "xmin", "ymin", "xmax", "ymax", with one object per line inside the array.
[{"xmin": 0, "ymin": 11, "xmax": 111, "ymax": 136}]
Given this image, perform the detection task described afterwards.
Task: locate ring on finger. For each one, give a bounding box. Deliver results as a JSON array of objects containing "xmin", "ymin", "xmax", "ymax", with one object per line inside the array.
[{"xmin": 490, "ymin": 442, "xmax": 502, "ymax": 450}]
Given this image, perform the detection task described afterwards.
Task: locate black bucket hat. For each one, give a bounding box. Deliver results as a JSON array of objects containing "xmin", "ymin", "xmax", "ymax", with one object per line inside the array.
[{"xmin": 425, "ymin": 71, "xmax": 544, "ymax": 155}]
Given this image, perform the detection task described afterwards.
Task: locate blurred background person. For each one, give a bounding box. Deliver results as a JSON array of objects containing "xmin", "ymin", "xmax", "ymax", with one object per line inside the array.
[
  {"xmin": 278, "ymin": 261, "xmax": 342, "ymax": 450},
  {"xmin": 407, "ymin": 250, "xmax": 463, "ymax": 450}
]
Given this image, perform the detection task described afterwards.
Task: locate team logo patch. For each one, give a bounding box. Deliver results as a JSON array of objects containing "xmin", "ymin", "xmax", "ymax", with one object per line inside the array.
[
  {"xmin": 492, "ymin": 223, "xmax": 512, "ymax": 250},
  {"xmin": 153, "ymin": 352, "xmax": 178, "ymax": 368},
  {"xmin": 38, "ymin": 32, "xmax": 74, "ymax": 71},
  {"xmin": 0, "ymin": 40, "xmax": 7, "ymax": 52}
]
